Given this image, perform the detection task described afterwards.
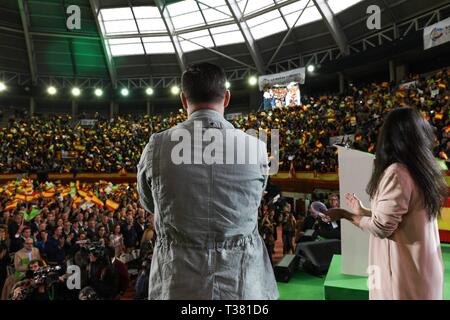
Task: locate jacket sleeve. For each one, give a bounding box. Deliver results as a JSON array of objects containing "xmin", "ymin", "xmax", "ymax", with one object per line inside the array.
[
  {"xmin": 359, "ymin": 165, "xmax": 413, "ymax": 239},
  {"xmin": 137, "ymin": 135, "xmax": 155, "ymax": 214}
]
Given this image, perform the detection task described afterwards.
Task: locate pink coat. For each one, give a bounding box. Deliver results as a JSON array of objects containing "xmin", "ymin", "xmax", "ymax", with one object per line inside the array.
[{"xmin": 359, "ymin": 163, "xmax": 444, "ymax": 300}]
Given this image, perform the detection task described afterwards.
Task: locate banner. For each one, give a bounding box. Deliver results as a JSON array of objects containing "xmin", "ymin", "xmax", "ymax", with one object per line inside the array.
[
  {"xmin": 225, "ymin": 112, "xmax": 242, "ymax": 120},
  {"xmin": 424, "ymin": 16, "xmax": 450, "ymax": 50},
  {"xmin": 258, "ymin": 67, "xmax": 306, "ymax": 91},
  {"xmin": 399, "ymin": 80, "xmax": 417, "ymax": 90},
  {"xmin": 80, "ymin": 119, "xmax": 98, "ymax": 126},
  {"xmin": 329, "ymin": 135, "xmax": 355, "ymax": 147}
]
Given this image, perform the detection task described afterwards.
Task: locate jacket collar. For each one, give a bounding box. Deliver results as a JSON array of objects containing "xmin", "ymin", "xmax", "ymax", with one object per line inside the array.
[
  {"xmin": 187, "ymin": 109, "xmax": 235, "ymax": 129},
  {"xmin": 188, "ymin": 109, "xmax": 224, "ymax": 121}
]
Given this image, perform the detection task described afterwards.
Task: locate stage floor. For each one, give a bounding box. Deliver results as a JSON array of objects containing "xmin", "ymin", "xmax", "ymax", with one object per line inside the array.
[{"xmin": 278, "ymin": 243, "xmax": 450, "ymax": 300}]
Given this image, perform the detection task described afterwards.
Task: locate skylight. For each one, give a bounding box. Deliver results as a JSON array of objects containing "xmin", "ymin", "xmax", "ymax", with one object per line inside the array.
[
  {"xmin": 97, "ymin": 0, "xmax": 364, "ymax": 57},
  {"xmin": 327, "ymin": 0, "xmax": 364, "ymax": 14}
]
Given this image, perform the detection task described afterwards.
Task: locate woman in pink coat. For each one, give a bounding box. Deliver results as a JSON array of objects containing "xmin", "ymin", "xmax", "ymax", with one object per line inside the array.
[{"xmin": 325, "ymin": 107, "xmax": 447, "ymax": 300}]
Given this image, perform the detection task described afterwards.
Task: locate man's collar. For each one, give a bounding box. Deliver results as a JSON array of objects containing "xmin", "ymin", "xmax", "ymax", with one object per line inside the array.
[{"xmin": 189, "ymin": 109, "xmax": 223, "ymax": 120}]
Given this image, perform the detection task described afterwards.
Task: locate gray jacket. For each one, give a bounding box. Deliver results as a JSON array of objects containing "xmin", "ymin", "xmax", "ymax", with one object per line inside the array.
[{"xmin": 137, "ymin": 109, "xmax": 278, "ymax": 300}]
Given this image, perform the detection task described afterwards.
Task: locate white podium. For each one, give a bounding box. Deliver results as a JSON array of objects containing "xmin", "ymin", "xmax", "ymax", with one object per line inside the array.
[{"xmin": 335, "ymin": 145, "xmax": 375, "ymax": 276}]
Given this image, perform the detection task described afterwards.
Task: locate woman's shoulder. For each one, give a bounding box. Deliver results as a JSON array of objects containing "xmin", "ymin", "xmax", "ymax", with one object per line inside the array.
[
  {"xmin": 382, "ymin": 162, "xmax": 414, "ymax": 186},
  {"xmin": 384, "ymin": 162, "xmax": 409, "ymax": 175}
]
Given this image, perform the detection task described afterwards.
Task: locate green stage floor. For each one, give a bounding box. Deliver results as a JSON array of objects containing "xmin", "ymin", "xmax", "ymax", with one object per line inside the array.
[{"xmin": 278, "ymin": 244, "xmax": 450, "ymax": 300}]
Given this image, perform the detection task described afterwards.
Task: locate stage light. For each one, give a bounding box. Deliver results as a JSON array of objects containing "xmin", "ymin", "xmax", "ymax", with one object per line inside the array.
[
  {"xmin": 47, "ymin": 86, "xmax": 57, "ymax": 95},
  {"xmin": 248, "ymin": 76, "xmax": 258, "ymax": 86},
  {"xmin": 121, "ymin": 88, "xmax": 129, "ymax": 97},
  {"xmin": 225, "ymin": 81, "xmax": 231, "ymax": 89},
  {"xmin": 94, "ymin": 88, "xmax": 103, "ymax": 97},
  {"xmin": 71, "ymin": 87, "xmax": 81, "ymax": 97},
  {"xmin": 171, "ymin": 85, "xmax": 180, "ymax": 95},
  {"xmin": 0, "ymin": 82, "xmax": 6, "ymax": 92},
  {"xmin": 146, "ymin": 87, "xmax": 154, "ymax": 96},
  {"xmin": 307, "ymin": 65, "xmax": 315, "ymax": 73}
]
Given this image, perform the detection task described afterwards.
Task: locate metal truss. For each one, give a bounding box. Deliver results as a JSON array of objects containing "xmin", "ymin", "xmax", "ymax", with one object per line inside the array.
[
  {"xmin": 1, "ymin": 3, "xmax": 448, "ymax": 89},
  {"xmin": 36, "ymin": 76, "xmax": 110, "ymax": 89},
  {"xmin": 0, "ymin": 70, "xmax": 32, "ymax": 86}
]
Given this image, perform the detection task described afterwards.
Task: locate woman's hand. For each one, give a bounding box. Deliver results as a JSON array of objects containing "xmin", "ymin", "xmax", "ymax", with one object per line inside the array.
[{"xmin": 345, "ymin": 193, "xmax": 366, "ymax": 216}]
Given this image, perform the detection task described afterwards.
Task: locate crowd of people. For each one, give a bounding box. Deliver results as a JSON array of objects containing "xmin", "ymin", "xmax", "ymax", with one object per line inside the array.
[
  {"xmin": 257, "ymin": 192, "xmax": 342, "ymax": 266},
  {"xmin": 0, "ymin": 179, "xmax": 155, "ymax": 300},
  {"xmin": 0, "ymin": 69, "xmax": 448, "ymax": 174},
  {"xmin": 0, "ymin": 175, "xmax": 340, "ymax": 299}
]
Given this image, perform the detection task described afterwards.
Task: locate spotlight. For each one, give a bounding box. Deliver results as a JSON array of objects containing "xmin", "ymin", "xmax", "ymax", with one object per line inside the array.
[
  {"xmin": 94, "ymin": 88, "xmax": 103, "ymax": 97},
  {"xmin": 307, "ymin": 65, "xmax": 315, "ymax": 73},
  {"xmin": 0, "ymin": 82, "xmax": 6, "ymax": 92},
  {"xmin": 171, "ymin": 86, "xmax": 180, "ymax": 95},
  {"xmin": 248, "ymin": 76, "xmax": 258, "ymax": 86},
  {"xmin": 225, "ymin": 81, "xmax": 231, "ymax": 89},
  {"xmin": 146, "ymin": 87, "xmax": 154, "ymax": 96},
  {"xmin": 121, "ymin": 88, "xmax": 129, "ymax": 97},
  {"xmin": 71, "ymin": 87, "xmax": 81, "ymax": 97},
  {"xmin": 47, "ymin": 86, "xmax": 57, "ymax": 95}
]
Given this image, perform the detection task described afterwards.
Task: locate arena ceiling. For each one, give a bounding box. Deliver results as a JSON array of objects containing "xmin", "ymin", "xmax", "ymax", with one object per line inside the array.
[{"xmin": 0, "ymin": 0, "xmax": 449, "ymax": 86}]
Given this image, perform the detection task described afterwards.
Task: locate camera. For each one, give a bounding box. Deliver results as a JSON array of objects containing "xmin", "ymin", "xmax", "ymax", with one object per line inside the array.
[{"xmin": 32, "ymin": 265, "xmax": 64, "ymax": 285}]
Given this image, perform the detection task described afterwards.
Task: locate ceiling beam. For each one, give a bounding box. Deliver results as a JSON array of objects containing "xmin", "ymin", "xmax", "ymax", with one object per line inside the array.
[
  {"xmin": 177, "ymin": 35, "xmax": 257, "ymax": 71},
  {"xmin": 17, "ymin": 0, "xmax": 38, "ymax": 85},
  {"xmin": 312, "ymin": 0, "xmax": 349, "ymax": 56},
  {"xmin": 89, "ymin": 0, "xmax": 118, "ymax": 87},
  {"xmin": 267, "ymin": 0, "xmax": 312, "ymax": 69},
  {"xmin": 154, "ymin": 0, "xmax": 186, "ymax": 72},
  {"xmin": 225, "ymin": 0, "xmax": 266, "ymax": 74}
]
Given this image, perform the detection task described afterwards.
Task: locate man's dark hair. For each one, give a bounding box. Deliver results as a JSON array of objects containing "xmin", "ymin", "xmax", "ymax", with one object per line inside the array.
[{"xmin": 181, "ymin": 63, "xmax": 227, "ymax": 105}]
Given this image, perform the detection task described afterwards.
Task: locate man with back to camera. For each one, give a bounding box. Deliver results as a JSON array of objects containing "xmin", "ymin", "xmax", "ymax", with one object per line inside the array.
[{"xmin": 137, "ymin": 63, "xmax": 279, "ymax": 300}]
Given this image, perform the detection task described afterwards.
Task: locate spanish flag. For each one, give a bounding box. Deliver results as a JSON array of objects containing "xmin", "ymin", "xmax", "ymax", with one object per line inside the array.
[
  {"xmin": 72, "ymin": 197, "xmax": 83, "ymax": 208},
  {"xmin": 42, "ymin": 191, "xmax": 55, "ymax": 199},
  {"xmin": 5, "ymin": 201, "xmax": 18, "ymax": 211},
  {"xmin": 15, "ymin": 194, "xmax": 26, "ymax": 201},
  {"xmin": 445, "ymin": 125, "xmax": 450, "ymax": 133},
  {"xmin": 91, "ymin": 196, "xmax": 104, "ymax": 208},
  {"xmin": 78, "ymin": 190, "xmax": 88, "ymax": 199},
  {"xmin": 106, "ymin": 199, "xmax": 119, "ymax": 212},
  {"xmin": 25, "ymin": 193, "xmax": 38, "ymax": 203}
]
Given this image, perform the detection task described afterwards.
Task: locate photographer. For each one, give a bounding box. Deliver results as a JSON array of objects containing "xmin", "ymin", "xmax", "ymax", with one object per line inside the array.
[
  {"xmin": 11, "ymin": 260, "xmax": 65, "ymax": 300},
  {"xmin": 11, "ymin": 259, "xmax": 46, "ymax": 300}
]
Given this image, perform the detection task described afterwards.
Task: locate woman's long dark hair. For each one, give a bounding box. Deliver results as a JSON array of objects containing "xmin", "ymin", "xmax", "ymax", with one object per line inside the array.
[{"xmin": 366, "ymin": 107, "xmax": 447, "ymax": 220}]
